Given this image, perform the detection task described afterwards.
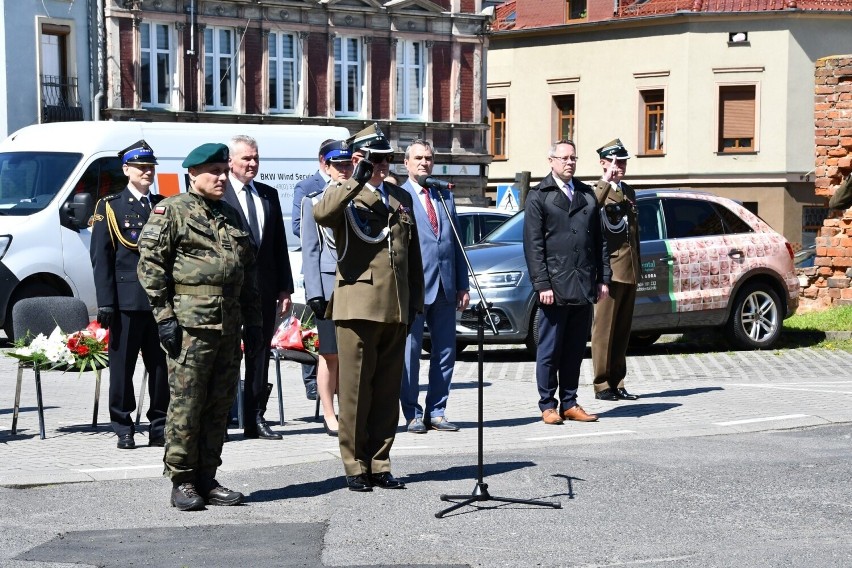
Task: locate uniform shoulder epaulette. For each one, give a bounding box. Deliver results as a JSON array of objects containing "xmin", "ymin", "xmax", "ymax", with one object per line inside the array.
[
  {"xmin": 306, "ymin": 189, "xmax": 323, "ymax": 199},
  {"xmin": 103, "ymin": 193, "xmax": 122, "ymax": 201}
]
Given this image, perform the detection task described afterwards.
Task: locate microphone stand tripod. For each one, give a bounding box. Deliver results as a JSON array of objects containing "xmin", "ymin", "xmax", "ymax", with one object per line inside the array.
[{"xmin": 426, "ymin": 183, "xmax": 561, "ymax": 518}]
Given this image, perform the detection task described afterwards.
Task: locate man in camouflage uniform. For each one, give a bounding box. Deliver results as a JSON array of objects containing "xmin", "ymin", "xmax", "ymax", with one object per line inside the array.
[{"xmin": 137, "ymin": 143, "xmax": 263, "ymax": 511}]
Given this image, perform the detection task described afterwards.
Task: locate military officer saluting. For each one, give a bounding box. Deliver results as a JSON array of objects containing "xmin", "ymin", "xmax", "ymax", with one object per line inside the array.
[
  {"xmin": 89, "ymin": 139, "xmax": 169, "ymax": 450},
  {"xmin": 137, "ymin": 143, "xmax": 264, "ymax": 511},
  {"xmin": 591, "ymin": 138, "xmax": 642, "ymax": 402},
  {"xmin": 313, "ymin": 124, "xmax": 425, "ymax": 492}
]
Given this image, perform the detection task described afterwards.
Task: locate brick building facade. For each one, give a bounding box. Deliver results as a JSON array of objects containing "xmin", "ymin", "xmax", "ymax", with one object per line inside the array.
[{"xmin": 101, "ymin": 0, "xmax": 492, "ymax": 199}]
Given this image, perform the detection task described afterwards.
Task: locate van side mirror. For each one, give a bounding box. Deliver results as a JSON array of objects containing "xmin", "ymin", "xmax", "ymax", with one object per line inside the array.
[{"xmin": 61, "ymin": 193, "xmax": 95, "ymax": 231}]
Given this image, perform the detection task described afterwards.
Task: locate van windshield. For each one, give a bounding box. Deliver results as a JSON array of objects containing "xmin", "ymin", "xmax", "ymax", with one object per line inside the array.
[{"xmin": 0, "ymin": 152, "xmax": 82, "ymax": 216}]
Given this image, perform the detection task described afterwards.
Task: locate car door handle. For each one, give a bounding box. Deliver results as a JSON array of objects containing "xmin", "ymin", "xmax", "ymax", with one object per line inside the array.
[{"xmin": 728, "ymin": 249, "xmax": 744, "ymax": 259}]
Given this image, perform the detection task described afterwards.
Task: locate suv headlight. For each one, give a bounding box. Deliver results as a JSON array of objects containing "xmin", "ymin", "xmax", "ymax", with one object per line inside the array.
[
  {"xmin": 474, "ymin": 271, "xmax": 522, "ymax": 288},
  {"xmin": 0, "ymin": 235, "xmax": 11, "ymax": 260}
]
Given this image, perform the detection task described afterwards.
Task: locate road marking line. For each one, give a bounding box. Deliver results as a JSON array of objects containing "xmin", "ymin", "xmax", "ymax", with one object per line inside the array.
[
  {"xmin": 526, "ymin": 430, "xmax": 635, "ymax": 442},
  {"xmin": 76, "ymin": 465, "xmax": 162, "ymax": 473},
  {"xmin": 392, "ymin": 446, "xmax": 434, "ymax": 450},
  {"xmin": 713, "ymin": 414, "xmax": 809, "ymax": 426},
  {"xmin": 729, "ymin": 384, "xmax": 852, "ymax": 395}
]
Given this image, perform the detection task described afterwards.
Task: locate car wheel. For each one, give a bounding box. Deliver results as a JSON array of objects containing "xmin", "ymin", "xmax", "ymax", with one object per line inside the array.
[
  {"xmin": 725, "ymin": 282, "xmax": 782, "ymax": 350},
  {"xmin": 628, "ymin": 332, "xmax": 662, "ymax": 348},
  {"xmin": 525, "ymin": 306, "xmax": 540, "ymax": 356}
]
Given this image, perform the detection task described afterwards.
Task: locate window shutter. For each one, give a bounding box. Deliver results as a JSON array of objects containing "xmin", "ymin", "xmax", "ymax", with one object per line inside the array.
[{"xmin": 721, "ymin": 87, "xmax": 755, "ymax": 139}]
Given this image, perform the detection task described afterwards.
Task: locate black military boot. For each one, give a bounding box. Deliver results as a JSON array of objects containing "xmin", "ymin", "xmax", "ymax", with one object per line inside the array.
[
  {"xmin": 171, "ymin": 481, "xmax": 205, "ymax": 511},
  {"xmin": 197, "ymin": 477, "xmax": 244, "ymax": 506}
]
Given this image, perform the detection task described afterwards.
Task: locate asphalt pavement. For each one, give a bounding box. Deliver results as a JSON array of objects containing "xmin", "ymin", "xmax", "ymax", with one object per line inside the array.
[{"xmin": 1, "ymin": 339, "xmax": 851, "ymax": 567}]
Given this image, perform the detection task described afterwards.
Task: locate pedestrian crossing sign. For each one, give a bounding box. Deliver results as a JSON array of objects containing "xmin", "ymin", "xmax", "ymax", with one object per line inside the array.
[{"xmin": 496, "ymin": 184, "xmax": 519, "ymax": 211}]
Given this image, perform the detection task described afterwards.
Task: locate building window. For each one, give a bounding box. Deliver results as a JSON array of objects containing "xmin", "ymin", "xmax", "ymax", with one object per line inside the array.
[
  {"xmin": 396, "ymin": 40, "xmax": 424, "ymax": 119},
  {"xmin": 567, "ymin": 0, "xmax": 587, "ymax": 20},
  {"xmin": 641, "ymin": 89, "xmax": 664, "ymax": 155},
  {"xmin": 140, "ymin": 22, "xmax": 173, "ymax": 107},
  {"xmin": 718, "ymin": 85, "xmax": 756, "ymax": 153},
  {"xmin": 554, "ymin": 95, "xmax": 575, "ymax": 141},
  {"xmin": 334, "ymin": 36, "xmax": 363, "ymax": 116},
  {"xmin": 269, "ymin": 32, "xmax": 299, "ymax": 114},
  {"xmin": 40, "ymin": 22, "xmax": 82, "ymax": 122},
  {"xmin": 204, "ymin": 27, "xmax": 236, "ymax": 110},
  {"xmin": 488, "ymin": 99, "xmax": 506, "ymax": 159}
]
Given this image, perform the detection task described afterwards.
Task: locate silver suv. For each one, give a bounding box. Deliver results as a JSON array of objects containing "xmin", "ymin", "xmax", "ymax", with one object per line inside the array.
[{"xmin": 454, "ymin": 190, "xmax": 800, "ymax": 352}]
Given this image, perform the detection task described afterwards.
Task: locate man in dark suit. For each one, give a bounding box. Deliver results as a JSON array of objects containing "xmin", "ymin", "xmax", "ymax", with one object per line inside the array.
[
  {"xmin": 89, "ymin": 139, "xmax": 169, "ymax": 449},
  {"xmin": 223, "ymin": 135, "xmax": 294, "ymax": 440},
  {"xmin": 400, "ymin": 140, "xmax": 469, "ymax": 434},
  {"xmin": 313, "ymin": 124, "xmax": 424, "ymax": 492},
  {"xmin": 591, "ymin": 139, "xmax": 641, "ymax": 402},
  {"xmin": 290, "ymin": 139, "xmax": 335, "ymax": 401},
  {"xmin": 523, "ymin": 139, "xmax": 611, "ymax": 426}
]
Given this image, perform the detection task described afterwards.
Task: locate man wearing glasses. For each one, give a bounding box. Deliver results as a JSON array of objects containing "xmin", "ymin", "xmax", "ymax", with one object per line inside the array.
[
  {"xmin": 89, "ymin": 139, "xmax": 169, "ymax": 449},
  {"xmin": 523, "ymin": 139, "xmax": 610, "ymax": 426}
]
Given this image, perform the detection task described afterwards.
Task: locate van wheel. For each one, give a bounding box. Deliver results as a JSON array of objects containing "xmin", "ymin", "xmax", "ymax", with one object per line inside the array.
[
  {"xmin": 3, "ymin": 282, "xmax": 64, "ymax": 339},
  {"xmin": 628, "ymin": 332, "xmax": 662, "ymax": 348},
  {"xmin": 725, "ymin": 283, "xmax": 782, "ymax": 350},
  {"xmin": 525, "ymin": 307, "xmax": 540, "ymax": 356}
]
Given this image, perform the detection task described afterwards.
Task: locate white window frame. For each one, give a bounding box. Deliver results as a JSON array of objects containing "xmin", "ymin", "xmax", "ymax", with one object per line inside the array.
[
  {"xmin": 268, "ymin": 31, "xmax": 300, "ymax": 114},
  {"xmin": 396, "ymin": 40, "xmax": 425, "ymax": 119},
  {"xmin": 204, "ymin": 26, "xmax": 236, "ymax": 111},
  {"xmin": 334, "ymin": 36, "xmax": 363, "ymax": 117},
  {"xmin": 140, "ymin": 22, "xmax": 175, "ymax": 108}
]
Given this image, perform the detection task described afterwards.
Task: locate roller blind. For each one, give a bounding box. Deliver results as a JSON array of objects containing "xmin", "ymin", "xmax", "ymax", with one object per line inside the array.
[{"xmin": 720, "ymin": 86, "xmax": 755, "ymax": 139}]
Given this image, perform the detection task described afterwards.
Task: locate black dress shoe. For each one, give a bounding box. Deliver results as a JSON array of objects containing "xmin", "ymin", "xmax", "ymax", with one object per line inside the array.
[
  {"xmin": 346, "ymin": 474, "xmax": 373, "ymax": 492},
  {"xmin": 370, "ymin": 472, "xmax": 405, "ymax": 489},
  {"xmin": 616, "ymin": 388, "xmax": 640, "ymax": 400},
  {"xmin": 148, "ymin": 436, "xmax": 165, "ymax": 447},
  {"xmin": 323, "ymin": 418, "xmax": 338, "ymax": 437},
  {"xmin": 594, "ymin": 388, "xmax": 619, "ymax": 401},
  {"xmin": 171, "ymin": 482, "xmax": 205, "ymax": 511},
  {"xmin": 117, "ymin": 433, "xmax": 135, "ymax": 449},
  {"xmin": 255, "ymin": 421, "xmax": 282, "ymax": 440},
  {"xmin": 305, "ymin": 381, "xmax": 318, "ymax": 401}
]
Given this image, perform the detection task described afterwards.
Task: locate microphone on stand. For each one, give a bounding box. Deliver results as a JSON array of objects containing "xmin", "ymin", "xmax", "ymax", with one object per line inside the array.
[{"xmin": 417, "ymin": 175, "xmax": 455, "ymax": 190}]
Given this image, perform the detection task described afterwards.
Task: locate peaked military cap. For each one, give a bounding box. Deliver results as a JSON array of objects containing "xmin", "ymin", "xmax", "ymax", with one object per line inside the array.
[
  {"xmin": 348, "ymin": 123, "xmax": 393, "ymax": 154},
  {"xmin": 182, "ymin": 143, "xmax": 229, "ymax": 168},
  {"xmin": 321, "ymin": 139, "xmax": 352, "ymax": 163},
  {"xmin": 596, "ymin": 138, "xmax": 631, "ymax": 161},
  {"xmin": 119, "ymin": 139, "xmax": 158, "ymax": 165}
]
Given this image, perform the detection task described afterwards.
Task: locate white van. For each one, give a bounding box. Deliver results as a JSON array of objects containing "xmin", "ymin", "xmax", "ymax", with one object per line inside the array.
[{"xmin": 0, "ymin": 121, "xmax": 348, "ymax": 337}]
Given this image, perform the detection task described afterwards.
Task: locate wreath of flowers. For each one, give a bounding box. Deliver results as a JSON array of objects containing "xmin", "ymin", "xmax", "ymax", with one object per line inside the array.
[{"xmin": 6, "ymin": 321, "xmax": 109, "ymax": 377}]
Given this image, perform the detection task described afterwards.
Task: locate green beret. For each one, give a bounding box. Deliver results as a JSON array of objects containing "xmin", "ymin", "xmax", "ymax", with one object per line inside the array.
[{"xmin": 182, "ymin": 143, "xmax": 229, "ymax": 168}]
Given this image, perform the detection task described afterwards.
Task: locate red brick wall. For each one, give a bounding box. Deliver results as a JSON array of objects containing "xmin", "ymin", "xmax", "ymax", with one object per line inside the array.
[
  {"xmin": 516, "ymin": 0, "xmax": 564, "ymax": 28},
  {"xmin": 243, "ymin": 28, "xmax": 263, "ymax": 114},
  {"xmin": 459, "ymin": 44, "xmax": 475, "ymax": 123},
  {"xmin": 432, "ymin": 42, "xmax": 452, "ymax": 122},
  {"xmin": 371, "ymin": 39, "xmax": 391, "ymax": 120},
  {"xmin": 119, "ymin": 19, "xmax": 134, "ymax": 108},
  {"xmin": 460, "ymin": 0, "xmax": 476, "ymax": 12},
  {"xmin": 307, "ymin": 34, "xmax": 328, "ymax": 117},
  {"xmin": 801, "ymin": 55, "xmax": 852, "ymax": 310}
]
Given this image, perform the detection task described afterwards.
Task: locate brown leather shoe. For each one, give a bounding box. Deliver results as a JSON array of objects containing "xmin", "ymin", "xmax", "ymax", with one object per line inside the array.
[
  {"xmin": 562, "ymin": 405, "xmax": 598, "ymax": 422},
  {"xmin": 541, "ymin": 408, "xmax": 564, "ymax": 425}
]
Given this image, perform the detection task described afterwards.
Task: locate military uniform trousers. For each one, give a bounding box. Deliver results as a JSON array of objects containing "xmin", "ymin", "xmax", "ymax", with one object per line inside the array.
[
  {"xmin": 592, "ymin": 281, "xmax": 637, "ymax": 392},
  {"xmin": 336, "ymin": 320, "xmax": 407, "ymax": 477},
  {"xmin": 108, "ymin": 310, "xmax": 168, "ymax": 438},
  {"xmin": 164, "ymin": 328, "xmax": 241, "ymax": 483}
]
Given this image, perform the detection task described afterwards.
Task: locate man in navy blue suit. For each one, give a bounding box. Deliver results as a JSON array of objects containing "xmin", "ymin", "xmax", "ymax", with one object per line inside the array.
[
  {"xmin": 223, "ymin": 135, "xmax": 294, "ymax": 440},
  {"xmin": 290, "ymin": 139, "xmax": 335, "ymax": 401},
  {"xmin": 400, "ymin": 140, "xmax": 470, "ymax": 433}
]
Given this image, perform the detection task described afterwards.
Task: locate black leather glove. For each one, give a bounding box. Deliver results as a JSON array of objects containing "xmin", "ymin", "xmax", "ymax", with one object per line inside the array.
[
  {"xmin": 244, "ymin": 325, "xmax": 265, "ymax": 358},
  {"xmin": 352, "ymin": 158, "xmax": 374, "ymax": 185},
  {"xmin": 96, "ymin": 306, "xmax": 114, "ymax": 328},
  {"xmin": 307, "ymin": 297, "xmax": 328, "ymax": 320},
  {"xmin": 157, "ymin": 318, "xmax": 182, "ymax": 359}
]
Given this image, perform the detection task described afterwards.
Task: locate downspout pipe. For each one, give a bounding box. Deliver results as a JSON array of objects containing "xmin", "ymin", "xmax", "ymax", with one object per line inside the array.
[{"xmin": 92, "ymin": 0, "xmax": 104, "ymax": 121}]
